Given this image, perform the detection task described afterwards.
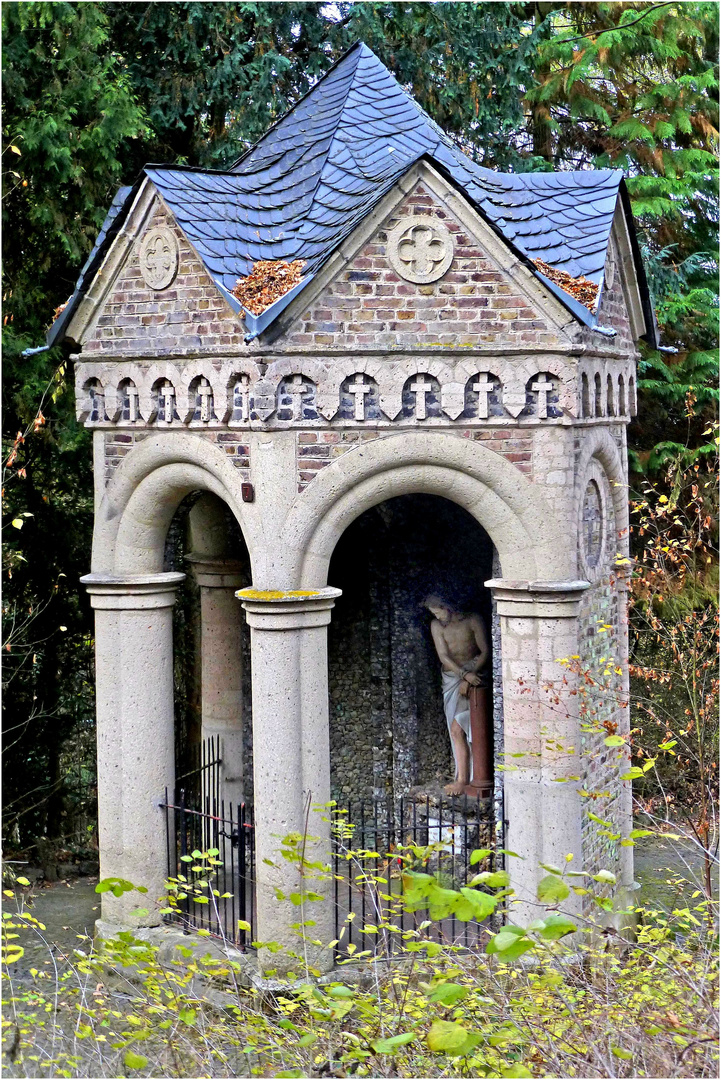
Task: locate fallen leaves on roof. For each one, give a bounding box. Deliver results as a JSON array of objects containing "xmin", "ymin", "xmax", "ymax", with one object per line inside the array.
[
  {"xmin": 533, "ymin": 258, "xmax": 599, "ymax": 311},
  {"xmin": 52, "ymin": 301, "xmax": 68, "ymax": 322},
  {"xmin": 232, "ymin": 260, "xmax": 306, "ymax": 315}
]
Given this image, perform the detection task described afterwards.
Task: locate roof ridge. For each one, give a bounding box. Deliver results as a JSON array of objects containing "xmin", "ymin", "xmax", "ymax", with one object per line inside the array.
[
  {"xmin": 229, "ymin": 41, "xmax": 365, "ymax": 173},
  {"xmin": 298, "ymin": 45, "xmax": 373, "ymax": 241}
]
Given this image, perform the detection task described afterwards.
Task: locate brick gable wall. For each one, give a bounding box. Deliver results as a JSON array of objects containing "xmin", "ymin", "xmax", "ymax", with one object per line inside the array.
[
  {"xmin": 83, "ymin": 202, "xmax": 246, "ymax": 356},
  {"xmin": 283, "ymin": 182, "xmax": 564, "ymax": 350}
]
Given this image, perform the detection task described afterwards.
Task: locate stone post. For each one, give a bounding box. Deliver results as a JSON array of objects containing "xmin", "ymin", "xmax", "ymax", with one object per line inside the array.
[
  {"xmin": 238, "ymin": 587, "xmax": 341, "ymax": 974},
  {"xmin": 185, "ymin": 556, "xmax": 246, "ymax": 807},
  {"xmin": 486, "ymin": 578, "xmax": 590, "ymax": 924},
  {"xmin": 81, "ymin": 572, "xmax": 185, "ymax": 926}
]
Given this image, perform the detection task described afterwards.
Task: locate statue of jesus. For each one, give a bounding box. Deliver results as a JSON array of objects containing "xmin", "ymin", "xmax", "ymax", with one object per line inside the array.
[{"xmin": 424, "ymin": 595, "xmax": 489, "ymax": 796}]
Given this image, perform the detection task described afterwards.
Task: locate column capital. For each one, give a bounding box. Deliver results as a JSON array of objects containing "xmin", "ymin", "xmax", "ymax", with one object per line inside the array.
[
  {"xmin": 237, "ymin": 586, "xmax": 342, "ymax": 630},
  {"xmin": 484, "ymin": 578, "xmax": 590, "ymax": 618},
  {"xmin": 81, "ymin": 572, "xmax": 185, "ymax": 610},
  {"xmin": 184, "ymin": 554, "xmax": 246, "ymax": 589}
]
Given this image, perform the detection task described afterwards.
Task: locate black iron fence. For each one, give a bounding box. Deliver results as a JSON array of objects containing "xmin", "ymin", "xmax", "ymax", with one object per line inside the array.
[
  {"xmin": 331, "ymin": 794, "xmax": 501, "ymax": 959},
  {"xmin": 163, "ymin": 748, "xmax": 500, "ymax": 958}
]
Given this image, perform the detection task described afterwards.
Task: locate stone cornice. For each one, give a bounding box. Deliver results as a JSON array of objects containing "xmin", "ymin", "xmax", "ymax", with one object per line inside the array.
[
  {"xmin": 485, "ymin": 578, "xmax": 590, "ymax": 618},
  {"xmin": 238, "ymin": 586, "xmax": 342, "ymax": 630},
  {"xmin": 81, "ymin": 571, "xmax": 185, "ymax": 609}
]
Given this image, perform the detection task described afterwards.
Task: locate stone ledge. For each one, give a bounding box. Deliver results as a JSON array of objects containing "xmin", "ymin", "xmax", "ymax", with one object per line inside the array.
[{"xmin": 484, "ymin": 578, "xmax": 590, "ymax": 619}]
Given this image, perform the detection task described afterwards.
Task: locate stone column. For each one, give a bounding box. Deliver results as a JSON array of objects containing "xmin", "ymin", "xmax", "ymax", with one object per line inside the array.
[
  {"xmin": 238, "ymin": 587, "xmax": 341, "ymax": 973},
  {"xmin": 186, "ymin": 556, "xmax": 246, "ymax": 807},
  {"xmin": 486, "ymin": 579, "xmax": 590, "ymax": 924},
  {"xmin": 81, "ymin": 572, "xmax": 185, "ymax": 926}
]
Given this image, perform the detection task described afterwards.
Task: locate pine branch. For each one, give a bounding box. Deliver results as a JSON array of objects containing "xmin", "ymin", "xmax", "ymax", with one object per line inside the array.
[{"xmin": 551, "ymin": 3, "xmax": 675, "ymax": 46}]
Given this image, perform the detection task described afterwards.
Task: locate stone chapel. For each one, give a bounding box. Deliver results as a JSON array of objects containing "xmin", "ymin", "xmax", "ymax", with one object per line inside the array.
[{"xmin": 48, "ymin": 43, "xmax": 656, "ymax": 965}]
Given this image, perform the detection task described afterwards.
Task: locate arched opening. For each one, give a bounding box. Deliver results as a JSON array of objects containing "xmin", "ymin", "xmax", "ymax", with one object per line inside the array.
[
  {"xmin": 327, "ymin": 493, "xmax": 499, "ymax": 804},
  {"xmin": 164, "ymin": 491, "xmax": 253, "ymax": 809},
  {"xmin": 594, "ymin": 372, "xmax": 603, "ymax": 417},
  {"xmin": 618, "ymin": 374, "xmax": 626, "ymax": 415},
  {"xmin": 581, "ymin": 372, "xmax": 590, "ymax": 417},
  {"xmin": 607, "ymin": 374, "xmax": 615, "ymax": 416}
]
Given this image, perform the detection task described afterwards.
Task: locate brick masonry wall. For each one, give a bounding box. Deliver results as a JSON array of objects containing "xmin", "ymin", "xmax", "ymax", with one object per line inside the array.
[
  {"xmin": 296, "ymin": 426, "xmax": 534, "ymax": 490},
  {"xmin": 284, "ymin": 182, "xmax": 564, "ymax": 350},
  {"xmin": 84, "ymin": 202, "xmax": 246, "ymax": 356},
  {"xmin": 104, "ymin": 429, "xmax": 250, "ymax": 485},
  {"xmin": 577, "ymin": 236, "xmax": 638, "ymax": 358}
]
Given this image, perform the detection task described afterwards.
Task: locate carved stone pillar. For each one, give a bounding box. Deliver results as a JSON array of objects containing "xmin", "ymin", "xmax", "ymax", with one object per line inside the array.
[
  {"xmin": 238, "ymin": 587, "xmax": 341, "ymax": 973},
  {"xmin": 81, "ymin": 572, "xmax": 184, "ymax": 926},
  {"xmin": 186, "ymin": 556, "xmax": 246, "ymax": 807},
  {"xmin": 485, "ymin": 578, "xmax": 590, "ymax": 923}
]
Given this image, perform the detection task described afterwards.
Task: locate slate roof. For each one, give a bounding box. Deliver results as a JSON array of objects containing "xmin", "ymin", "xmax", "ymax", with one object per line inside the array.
[{"xmin": 48, "ymin": 41, "xmax": 656, "ymax": 348}]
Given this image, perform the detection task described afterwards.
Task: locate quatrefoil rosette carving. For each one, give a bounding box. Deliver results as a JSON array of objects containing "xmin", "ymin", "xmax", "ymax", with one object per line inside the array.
[
  {"xmin": 138, "ymin": 226, "xmax": 179, "ymax": 290},
  {"xmin": 387, "ymin": 216, "xmax": 454, "ymax": 284}
]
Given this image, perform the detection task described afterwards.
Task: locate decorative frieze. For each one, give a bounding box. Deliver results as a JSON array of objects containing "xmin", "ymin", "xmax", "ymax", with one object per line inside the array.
[{"xmin": 76, "ymin": 355, "xmax": 636, "ymax": 430}]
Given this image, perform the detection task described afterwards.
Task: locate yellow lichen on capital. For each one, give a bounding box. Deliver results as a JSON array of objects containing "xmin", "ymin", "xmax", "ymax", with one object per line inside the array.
[{"xmin": 236, "ymin": 588, "xmax": 322, "ymax": 600}]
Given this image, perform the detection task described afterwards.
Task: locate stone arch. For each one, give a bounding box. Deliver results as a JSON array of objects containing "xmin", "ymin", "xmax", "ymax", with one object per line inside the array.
[
  {"xmin": 178, "ymin": 359, "xmax": 224, "ymax": 422},
  {"xmin": 401, "ymin": 372, "xmax": 442, "ymax": 419},
  {"xmin": 265, "ymin": 356, "xmax": 328, "ymax": 386},
  {"xmin": 79, "ymin": 376, "xmax": 106, "ymax": 425},
  {"xmin": 281, "ymin": 431, "xmax": 572, "ymax": 586},
  {"xmin": 116, "ymin": 377, "xmax": 142, "ymax": 424},
  {"xmin": 91, "ymin": 432, "xmax": 259, "ymax": 576},
  {"xmin": 337, "ymin": 372, "xmax": 382, "ymax": 421},
  {"xmin": 227, "ymin": 371, "xmax": 251, "ymax": 425},
  {"xmin": 186, "ymin": 374, "xmax": 217, "ymax": 425},
  {"xmin": 575, "ymin": 427, "xmax": 628, "ymax": 549},
  {"xmin": 628, "ymin": 374, "xmax": 637, "ymax": 415},
  {"xmin": 149, "ymin": 375, "xmax": 180, "ymax": 424},
  {"xmin": 462, "ymin": 370, "xmax": 503, "ymax": 420},
  {"xmin": 501, "ymin": 356, "xmax": 575, "ymax": 415},
  {"xmin": 139, "ymin": 362, "xmax": 181, "ymax": 420},
  {"xmin": 316, "ymin": 356, "xmax": 388, "ymax": 420},
  {"xmin": 581, "ymin": 372, "xmax": 591, "ymax": 417},
  {"xmin": 594, "ymin": 372, "xmax": 604, "ymax": 417},
  {"xmin": 618, "ymin": 373, "xmax": 626, "ymax": 416}
]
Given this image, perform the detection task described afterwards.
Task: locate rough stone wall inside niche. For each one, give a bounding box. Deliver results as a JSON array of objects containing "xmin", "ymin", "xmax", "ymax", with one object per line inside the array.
[
  {"xmin": 577, "ymin": 468, "xmax": 626, "ymax": 899},
  {"xmin": 84, "ymin": 201, "xmax": 246, "ymax": 356},
  {"xmin": 284, "ymin": 181, "xmax": 562, "ymax": 350},
  {"xmin": 328, "ymin": 554, "xmax": 376, "ymax": 803}
]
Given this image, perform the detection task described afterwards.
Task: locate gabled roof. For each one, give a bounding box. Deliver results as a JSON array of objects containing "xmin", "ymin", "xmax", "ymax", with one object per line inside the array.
[{"xmin": 49, "ymin": 41, "xmax": 656, "ymax": 348}]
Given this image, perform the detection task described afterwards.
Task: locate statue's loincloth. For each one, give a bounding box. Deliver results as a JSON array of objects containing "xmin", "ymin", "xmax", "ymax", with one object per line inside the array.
[{"xmin": 441, "ymin": 669, "xmax": 490, "ymax": 783}]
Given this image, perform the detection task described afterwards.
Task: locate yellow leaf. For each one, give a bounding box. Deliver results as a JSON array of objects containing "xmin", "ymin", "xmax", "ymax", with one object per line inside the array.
[
  {"xmin": 10, "ymin": 145, "xmax": 21, "ymax": 155},
  {"xmin": 11, "ymin": 518, "xmax": 23, "ymax": 529}
]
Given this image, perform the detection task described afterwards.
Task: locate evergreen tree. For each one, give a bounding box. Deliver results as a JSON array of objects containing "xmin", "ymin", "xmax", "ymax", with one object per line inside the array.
[
  {"xmin": 2, "ymin": 2, "xmax": 146, "ymax": 847},
  {"xmin": 525, "ymin": 1, "xmax": 719, "ymax": 466}
]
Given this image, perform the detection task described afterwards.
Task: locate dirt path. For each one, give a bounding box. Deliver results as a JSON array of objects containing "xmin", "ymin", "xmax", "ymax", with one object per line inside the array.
[
  {"xmin": 7, "ymin": 877, "xmax": 100, "ymax": 986},
  {"xmin": 634, "ymin": 831, "xmax": 718, "ymax": 909}
]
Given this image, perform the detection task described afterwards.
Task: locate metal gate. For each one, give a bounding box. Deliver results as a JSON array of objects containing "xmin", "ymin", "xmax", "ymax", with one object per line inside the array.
[{"xmin": 162, "ymin": 737, "xmax": 255, "ymax": 949}]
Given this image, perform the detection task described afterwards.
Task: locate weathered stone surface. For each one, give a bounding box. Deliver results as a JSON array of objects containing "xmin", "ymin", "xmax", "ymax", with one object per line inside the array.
[{"xmin": 76, "ymin": 155, "xmax": 639, "ymax": 955}]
